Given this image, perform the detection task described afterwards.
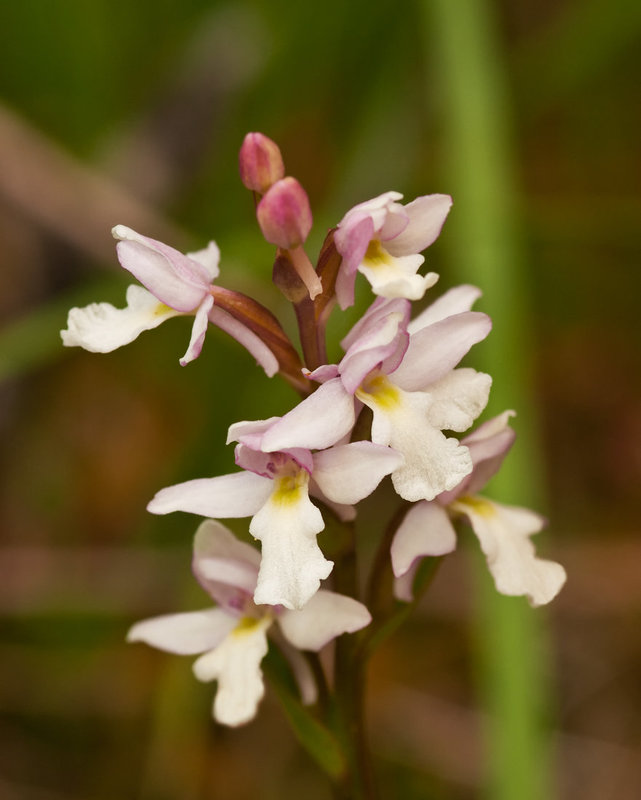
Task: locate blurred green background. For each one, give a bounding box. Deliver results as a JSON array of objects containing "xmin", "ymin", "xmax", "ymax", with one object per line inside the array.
[{"xmin": 1, "ymin": 1, "xmax": 640, "ymax": 798}]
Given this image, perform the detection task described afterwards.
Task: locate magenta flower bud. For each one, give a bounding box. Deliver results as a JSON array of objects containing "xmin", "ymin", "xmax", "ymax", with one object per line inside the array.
[
  {"xmin": 256, "ymin": 177, "xmax": 313, "ymax": 249},
  {"xmin": 238, "ymin": 132, "xmax": 285, "ymax": 194}
]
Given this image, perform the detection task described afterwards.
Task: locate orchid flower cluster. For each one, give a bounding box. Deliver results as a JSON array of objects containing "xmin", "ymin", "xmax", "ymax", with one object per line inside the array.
[{"xmin": 61, "ymin": 133, "xmax": 566, "ymax": 746}]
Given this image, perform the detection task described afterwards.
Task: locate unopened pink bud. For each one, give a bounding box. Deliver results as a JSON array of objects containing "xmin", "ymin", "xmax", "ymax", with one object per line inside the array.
[
  {"xmin": 239, "ymin": 132, "xmax": 285, "ymax": 194},
  {"xmin": 256, "ymin": 177, "xmax": 313, "ymax": 249}
]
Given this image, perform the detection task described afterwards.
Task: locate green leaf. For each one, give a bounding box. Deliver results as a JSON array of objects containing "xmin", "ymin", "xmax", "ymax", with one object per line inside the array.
[{"xmin": 263, "ymin": 647, "xmax": 346, "ymax": 780}]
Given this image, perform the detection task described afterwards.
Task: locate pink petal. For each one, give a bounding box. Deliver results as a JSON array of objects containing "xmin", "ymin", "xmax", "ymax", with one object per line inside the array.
[
  {"xmin": 113, "ymin": 225, "xmax": 211, "ymax": 311},
  {"xmin": 312, "ymin": 442, "xmax": 402, "ymax": 505},
  {"xmin": 390, "ymin": 311, "xmax": 492, "ymax": 391},
  {"xmin": 408, "ymin": 284, "xmax": 482, "ymax": 334},
  {"xmin": 439, "ymin": 411, "xmax": 517, "ymax": 505},
  {"xmin": 208, "ymin": 305, "xmax": 279, "ymax": 377},
  {"xmin": 227, "ymin": 417, "xmax": 281, "ymax": 447},
  {"xmin": 192, "ymin": 519, "xmax": 260, "ymax": 603},
  {"xmin": 187, "ymin": 241, "xmax": 221, "ymax": 282},
  {"xmin": 454, "ymin": 497, "xmax": 566, "ymax": 607},
  {"xmin": 304, "ymin": 364, "xmax": 340, "ymax": 383},
  {"xmin": 260, "ymin": 379, "xmax": 355, "ymax": 452},
  {"xmin": 390, "ymin": 501, "xmax": 457, "ymax": 579},
  {"xmin": 127, "ymin": 608, "xmax": 236, "ymax": 655},
  {"xmin": 340, "ymin": 311, "xmax": 409, "ymax": 395},
  {"xmin": 384, "ymin": 194, "xmax": 452, "ymax": 256},
  {"xmin": 340, "ymin": 297, "xmax": 410, "ymax": 352},
  {"xmin": 273, "ymin": 635, "xmax": 318, "ymax": 705},
  {"xmin": 147, "ymin": 471, "xmax": 273, "ymax": 518},
  {"xmin": 278, "ymin": 590, "xmax": 371, "ymax": 651},
  {"xmin": 179, "ymin": 294, "xmax": 214, "ymax": 365},
  {"xmin": 459, "ymin": 411, "xmax": 517, "ymax": 497},
  {"xmin": 335, "ymin": 216, "xmax": 375, "ymax": 309},
  {"xmin": 393, "ymin": 565, "xmax": 419, "ymax": 602},
  {"xmin": 378, "ymin": 205, "xmax": 410, "ymax": 241},
  {"xmin": 309, "ymin": 478, "xmax": 357, "ymax": 523}
]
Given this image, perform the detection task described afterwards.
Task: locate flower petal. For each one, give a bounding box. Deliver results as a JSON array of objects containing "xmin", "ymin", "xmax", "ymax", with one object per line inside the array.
[
  {"xmin": 393, "ymin": 565, "xmax": 418, "ymax": 602},
  {"xmin": 407, "ymin": 284, "xmax": 482, "ymax": 334},
  {"xmin": 340, "ymin": 296, "xmax": 410, "ymax": 352},
  {"xmin": 312, "ymin": 442, "xmax": 402, "ymax": 505},
  {"xmin": 192, "ymin": 616, "xmax": 270, "ymax": 726},
  {"xmin": 271, "ymin": 632, "xmax": 318, "ymax": 705},
  {"xmin": 187, "ymin": 241, "xmax": 220, "ymax": 282},
  {"xmin": 390, "ymin": 311, "xmax": 492, "ymax": 391},
  {"xmin": 426, "ymin": 369, "xmax": 492, "ymax": 432},
  {"xmin": 127, "ymin": 608, "xmax": 236, "ymax": 655},
  {"xmin": 359, "ymin": 261, "xmax": 439, "ymax": 303},
  {"xmin": 227, "ymin": 417, "xmax": 281, "ymax": 447},
  {"xmin": 359, "ymin": 380, "xmax": 473, "ymax": 502},
  {"xmin": 340, "ymin": 310, "xmax": 409, "ymax": 395},
  {"xmin": 438, "ymin": 411, "xmax": 517, "ymax": 505},
  {"xmin": 384, "ymin": 194, "xmax": 452, "ymax": 256},
  {"xmin": 309, "ymin": 478, "xmax": 357, "ymax": 523},
  {"xmin": 180, "ymin": 294, "xmax": 214, "ymax": 365},
  {"xmin": 459, "ymin": 411, "xmax": 516, "ymax": 497},
  {"xmin": 208, "ymin": 305, "xmax": 279, "ymax": 377},
  {"xmin": 113, "ymin": 226, "xmax": 210, "ymax": 311},
  {"xmin": 61, "ymin": 285, "xmax": 181, "ymax": 352},
  {"xmin": 250, "ymin": 478, "xmax": 332, "ymax": 610},
  {"xmin": 390, "ymin": 501, "xmax": 457, "ymax": 578},
  {"xmin": 453, "ymin": 496, "xmax": 567, "ymax": 607},
  {"xmin": 147, "ymin": 471, "xmax": 273, "ymax": 518},
  {"xmin": 278, "ymin": 590, "xmax": 371, "ymax": 651},
  {"xmin": 260, "ymin": 379, "xmax": 355, "ymax": 452},
  {"xmin": 334, "ymin": 216, "xmax": 374, "ymax": 307},
  {"xmin": 192, "ymin": 519, "xmax": 260, "ymax": 603}
]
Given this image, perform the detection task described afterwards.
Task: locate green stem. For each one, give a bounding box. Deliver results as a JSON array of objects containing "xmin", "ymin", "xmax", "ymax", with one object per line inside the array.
[
  {"xmin": 364, "ymin": 556, "xmax": 444, "ymax": 658},
  {"xmin": 423, "ymin": 2, "xmax": 554, "ymax": 798},
  {"xmin": 330, "ymin": 634, "xmax": 379, "ymax": 800},
  {"xmin": 327, "ymin": 519, "xmax": 379, "ymax": 799}
]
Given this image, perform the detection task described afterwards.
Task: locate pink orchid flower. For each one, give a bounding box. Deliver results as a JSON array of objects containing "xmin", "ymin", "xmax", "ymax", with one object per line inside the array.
[
  {"xmin": 334, "ymin": 191, "xmax": 452, "ymax": 308},
  {"xmin": 147, "ymin": 418, "xmax": 402, "ymax": 610},
  {"xmin": 391, "ymin": 411, "xmax": 567, "ymax": 607},
  {"xmin": 128, "ymin": 520, "xmax": 371, "ymax": 726},
  {"xmin": 260, "ymin": 286, "xmax": 492, "ymax": 503},
  {"xmin": 62, "ymin": 226, "xmax": 279, "ymax": 374}
]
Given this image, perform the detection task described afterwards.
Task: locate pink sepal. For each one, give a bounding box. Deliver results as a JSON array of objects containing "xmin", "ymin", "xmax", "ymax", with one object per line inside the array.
[
  {"xmin": 147, "ymin": 471, "xmax": 273, "ymax": 518},
  {"xmin": 390, "ymin": 312, "xmax": 492, "ymax": 391},
  {"xmin": 390, "ymin": 501, "xmax": 457, "ymax": 580},
  {"xmin": 208, "ymin": 306, "xmax": 279, "ymax": 377},
  {"xmin": 260, "ymin": 379, "xmax": 355, "ymax": 453},
  {"xmin": 384, "ymin": 194, "xmax": 452, "ymax": 257},
  {"xmin": 113, "ymin": 225, "xmax": 212, "ymax": 312},
  {"xmin": 180, "ymin": 294, "xmax": 214, "ymax": 365}
]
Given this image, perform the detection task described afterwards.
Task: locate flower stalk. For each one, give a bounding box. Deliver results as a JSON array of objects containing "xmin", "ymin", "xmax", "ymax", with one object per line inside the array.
[{"xmin": 60, "ymin": 132, "xmax": 566, "ymax": 797}]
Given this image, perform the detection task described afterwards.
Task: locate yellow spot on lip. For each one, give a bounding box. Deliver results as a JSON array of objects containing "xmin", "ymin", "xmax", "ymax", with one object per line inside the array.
[
  {"xmin": 356, "ymin": 373, "xmax": 401, "ymax": 411},
  {"xmin": 153, "ymin": 302, "xmax": 174, "ymax": 317},
  {"xmin": 362, "ymin": 239, "xmax": 393, "ymax": 268},
  {"xmin": 456, "ymin": 495, "xmax": 497, "ymax": 518},
  {"xmin": 270, "ymin": 470, "xmax": 308, "ymax": 506},
  {"xmin": 232, "ymin": 615, "xmax": 268, "ymax": 637}
]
